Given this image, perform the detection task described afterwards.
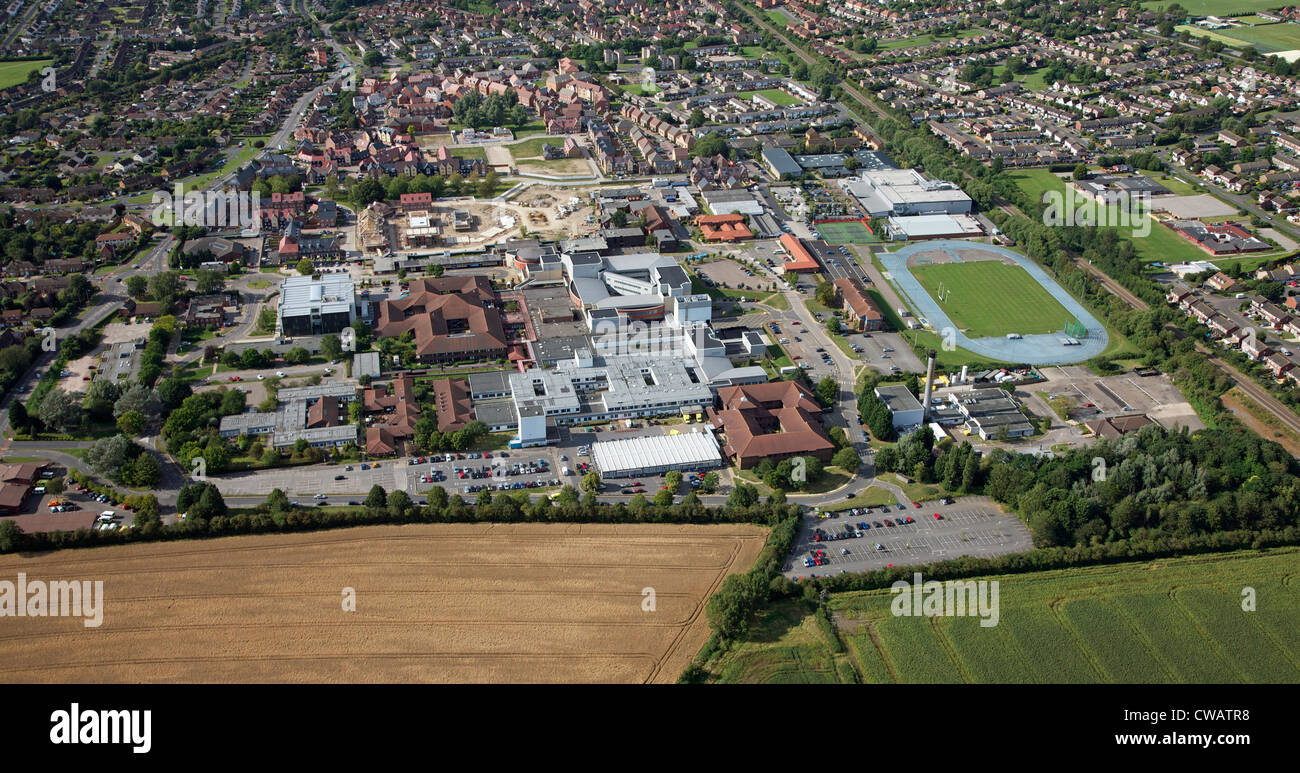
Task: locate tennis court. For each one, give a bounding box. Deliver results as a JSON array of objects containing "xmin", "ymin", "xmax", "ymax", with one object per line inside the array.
[{"xmin": 815, "ymin": 220, "xmax": 878, "ymax": 244}]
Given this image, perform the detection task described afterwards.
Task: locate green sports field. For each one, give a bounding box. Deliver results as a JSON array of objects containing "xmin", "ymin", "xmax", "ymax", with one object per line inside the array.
[
  {"xmin": 1143, "ymin": 0, "xmax": 1287, "ymax": 15},
  {"xmin": 708, "ymin": 548, "xmax": 1300, "ymax": 683},
  {"xmin": 1177, "ymin": 21, "xmax": 1300, "ymax": 53},
  {"xmin": 911, "ymin": 260, "xmax": 1074, "ymax": 337},
  {"xmin": 816, "ymin": 220, "xmax": 879, "ymax": 244},
  {"xmin": 0, "ymin": 58, "xmax": 54, "ymax": 90}
]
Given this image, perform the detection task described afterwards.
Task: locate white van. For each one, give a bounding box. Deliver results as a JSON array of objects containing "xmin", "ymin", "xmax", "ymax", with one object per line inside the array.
[{"xmin": 97, "ymin": 511, "xmax": 116, "ymax": 523}]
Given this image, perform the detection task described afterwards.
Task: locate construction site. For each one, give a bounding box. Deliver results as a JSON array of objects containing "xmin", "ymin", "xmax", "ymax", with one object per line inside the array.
[{"xmin": 357, "ymin": 184, "xmax": 596, "ymax": 255}]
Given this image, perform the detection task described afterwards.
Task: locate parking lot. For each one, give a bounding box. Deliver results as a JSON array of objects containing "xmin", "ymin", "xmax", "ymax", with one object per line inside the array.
[
  {"xmin": 212, "ymin": 447, "xmax": 571, "ymax": 504},
  {"xmin": 784, "ymin": 496, "xmax": 1034, "ymax": 578},
  {"xmin": 9, "ymin": 470, "xmax": 138, "ymax": 534}
]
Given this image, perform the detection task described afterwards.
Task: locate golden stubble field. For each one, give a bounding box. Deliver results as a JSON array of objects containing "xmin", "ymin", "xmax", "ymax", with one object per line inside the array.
[{"xmin": 0, "ymin": 523, "xmax": 768, "ymax": 683}]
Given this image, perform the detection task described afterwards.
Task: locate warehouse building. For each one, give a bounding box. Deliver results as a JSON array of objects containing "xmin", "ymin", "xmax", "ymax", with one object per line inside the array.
[
  {"xmin": 875, "ymin": 384, "xmax": 925, "ymax": 430},
  {"xmin": 591, "ymin": 429, "xmax": 725, "ymax": 478},
  {"xmin": 884, "ymin": 213, "xmax": 984, "ymax": 241},
  {"xmin": 840, "ymin": 169, "xmax": 973, "ymax": 218},
  {"xmin": 947, "ymin": 390, "xmax": 1034, "ymax": 440}
]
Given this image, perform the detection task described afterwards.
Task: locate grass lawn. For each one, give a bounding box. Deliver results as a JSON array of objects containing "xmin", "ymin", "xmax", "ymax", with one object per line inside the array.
[
  {"xmin": 911, "ymin": 261, "xmax": 1076, "ymax": 337},
  {"xmin": 247, "ymin": 279, "xmax": 271, "ymax": 289},
  {"xmin": 508, "ymin": 136, "xmax": 560, "ymax": 159},
  {"xmin": 450, "ymin": 146, "xmax": 487, "ymax": 160},
  {"xmin": 516, "ymin": 158, "xmax": 591, "ymax": 175},
  {"xmin": 1144, "ymin": 0, "xmax": 1290, "ymax": 14},
  {"xmin": 1153, "ymin": 175, "xmax": 1203, "ymax": 196},
  {"xmin": 0, "ymin": 58, "xmax": 53, "ymax": 90},
  {"xmin": 469, "ymin": 431, "xmax": 516, "ymax": 452},
  {"xmin": 1177, "ymin": 21, "xmax": 1300, "ymax": 53},
  {"xmin": 761, "ymin": 292, "xmax": 790, "ymax": 310},
  {"xmin": 619, "ymin": 83, "xmax": 659, "ymax": 97},
  {"xmin": 826, "ymin": 485, "xmax": 899, "ymax": 510},
  {"xmin": 706, "ymin": 547, "xmax": 1300, "ymax": 683},
  {"xmin": 1007, "ymin": 169, "xmax": 1270, "ymax": 265},
  {"xmin": 736, "ymin": 88, "xmax": 800, "ymax": 106}
]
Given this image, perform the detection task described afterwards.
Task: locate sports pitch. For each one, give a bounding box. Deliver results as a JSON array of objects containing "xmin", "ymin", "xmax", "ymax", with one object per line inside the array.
[
  {"xmin": 816, "ymin": 220, "xmax": 878, "ymax": 244},
  {"xmin": 911, "ymin": 260, "xmax": 1075, "ymax": 338}
]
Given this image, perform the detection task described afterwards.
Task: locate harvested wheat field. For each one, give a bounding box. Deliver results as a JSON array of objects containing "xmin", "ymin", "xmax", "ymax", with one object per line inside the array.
[{"xmin": 0, "ymin": 523, "xmax": 768, "ymax": 683}]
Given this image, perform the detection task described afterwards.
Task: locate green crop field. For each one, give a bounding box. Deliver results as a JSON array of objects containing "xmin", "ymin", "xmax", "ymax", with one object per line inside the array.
[
  {"xmin": 911, "ymin": 261, "xmax": 1074, "ymax": 337},
  {"xmin": 0, "ymin": 58, "xmax": 54, "ymax": 90},
  {"xmin": 707, "ymin": 549, "xmax": 1300, "ymax": 683}
]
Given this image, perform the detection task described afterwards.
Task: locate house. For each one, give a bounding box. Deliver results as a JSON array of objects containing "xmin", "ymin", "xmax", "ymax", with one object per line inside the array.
[{"xmin": 833, "ymin": 276, "xmax": 884, "ymax": 331}]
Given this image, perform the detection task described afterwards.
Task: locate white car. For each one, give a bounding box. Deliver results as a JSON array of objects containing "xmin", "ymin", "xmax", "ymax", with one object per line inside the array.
[
  {"xmin": 276, "ymin": 371, "xmax": 286, "ymax": 377},
  {"xmin": 257, "ymin": 374, "xmax": 265, "ymax": 380}
]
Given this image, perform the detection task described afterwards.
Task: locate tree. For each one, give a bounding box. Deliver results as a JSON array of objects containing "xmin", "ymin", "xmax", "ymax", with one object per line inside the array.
[
  {"xmin": 8, "ymin": 400, "xmax": 28, "ymax": 436},
  {"xmin": 195, "ymin": 269, "xmax": 225, "ymax": 294},
  {"xmin": 688, "ymin": 109, "xmax": 705, "ymax": 128},
  {"xmin": 83, "ymin": 379, "xmax": 121, "ymax": 422},
  {"xmin": 266, "ymin": 488, "xmax": 291, "ymax": 513},
  {"xmin": 114, "ymin": 384, "xmax": 162, "ymax": 417},
  {"xmin": 727, "ymin": 482, "xmax": 758, "ymax": 508},
  {"xmin": 692, "ymin": 132, "xmax": 729, "ymax": 159},
  {"xmin": 362, "ymin": 50, "xmax": 383, "ymax": 67},
  {"xmin": 84, "ymin": 434, "xmax": 134, "ymax": 479},
  {"xmin": 1072, "ymin": 163, "xmax": 1089, "ymax": 181},
  {"xmin": 653, "ymin": 487, "xmax": 674, "ymax": 507},
  {"xmin": 665, "ymin": 467, "xmax": 686, "ymax": 493},
  {"xmin": 296, "ymin": 258, "xmax": 314, "ymax": 276},
  {"xmin": 36, "ymin": 389, "xmax": 82, "ymax": 433},
  {"xmin": 581, "ymin": 471, "xmax": 601, "ymax": 494},
  {"xmin": 826, "ymin": 316, "xmax": 841, "ymax": 334},
  {"xmin": 125, "ymin": 274, "xmax": 149, "ymax": 299},
  {"xmin": 387, "ymin": 489, "xmax": 412, "ymax": 517},
  {"xmin": 285, "ymin": 347, "xmax": 310, "ymax": 365},
  {"xmin": 0, "ymin": 520, "xmax": 23, "ymax": 553},
  {"xmin": 365, "ymin": 484, "xmax": 387, "ymax": 509},
  {"xmin": 815, "ymin": 280, "xmax": 837, "ymax": 307},
  {"xmin": 815, "ymin": 376, "xmax": 838, "ymax": 407},
  {"xmin": 147, "ymin": 271, "xmax": 181, "ymax": 309},
  {"xmin": 701, "ymin": 471, "xmax": 719, "ymax": 493},
  {"xmin": 321, "ymin": 334, "xmax": 343, "ymax": 361},
  {"xmin": 832, "ymin": 446, "xmax": 860, "ymax": 472},
  {"xmin": 117, "ymin": 410, "xmax": 146, "ymax": 437},
  {"xmin": 45, "ymin": 477, "xmax": 65, "ymax": 496}
]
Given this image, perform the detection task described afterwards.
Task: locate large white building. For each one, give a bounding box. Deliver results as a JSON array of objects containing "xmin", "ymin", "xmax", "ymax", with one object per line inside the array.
[{"xmin": 841, "ymin": 169, "xmax": 973, "ymax": 218}]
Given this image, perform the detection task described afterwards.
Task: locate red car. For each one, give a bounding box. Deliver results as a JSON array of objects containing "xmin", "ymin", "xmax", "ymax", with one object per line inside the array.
[
  {"xmin": 912, "ymin": 501, "xmax": 920, "ymax": 508},
  {"xmin": 905, "ymin": 516, "xmax": 914, "ymax": 524},
  {"xmin": 934, "ymin": 513, "xmax": 943, "ymax": 520}
]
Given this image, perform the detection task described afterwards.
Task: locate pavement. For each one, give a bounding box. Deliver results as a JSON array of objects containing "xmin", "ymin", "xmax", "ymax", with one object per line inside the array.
[{"xmin": 784, "ymin": 496, "xmax": 1034, "ymax": 578}]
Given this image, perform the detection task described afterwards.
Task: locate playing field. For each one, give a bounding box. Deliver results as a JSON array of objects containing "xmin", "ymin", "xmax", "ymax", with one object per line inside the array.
[
  {"xmin": 0, "ymin": 523, "xmax": 768, "ymax": 683},
  {"xmin": 816, "ymin": 220, "xmax": 878, "ymax": 244},
  {"xmin": 1177, "ymin": 21, "xmax": 1300, "ymax": 53},
  {"xmin": 911, "ymin": 260, "xmax": 1074, "ymax": 337},
  {"xmin": 0, "ymin": 58, "xmax": 53, "ymax": 90},
  {"xmin": 1144, "ymin": 0, "xmax": 1287, "ymax": 15},
  {"xmin": 708, "ymin": 548, "xmax": 1300, "ymax": 683}
]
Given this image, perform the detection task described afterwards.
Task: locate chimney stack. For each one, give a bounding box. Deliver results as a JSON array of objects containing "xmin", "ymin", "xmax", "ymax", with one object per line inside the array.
[{"xmin": 921, "ymin": 349, "xmax": 937, "ymax": 423}]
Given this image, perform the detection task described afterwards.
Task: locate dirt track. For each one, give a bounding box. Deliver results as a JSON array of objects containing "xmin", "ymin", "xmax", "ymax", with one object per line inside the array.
[{"xmin": 0, "ymin": 523, "xmax": 767, "ymax": 683}]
